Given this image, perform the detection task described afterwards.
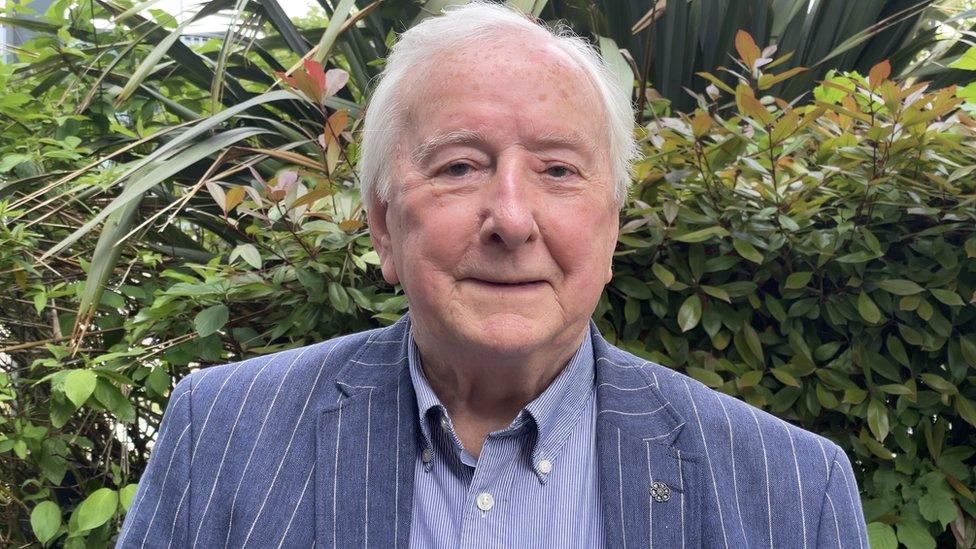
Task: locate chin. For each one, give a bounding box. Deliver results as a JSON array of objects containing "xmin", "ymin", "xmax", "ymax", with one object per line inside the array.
[{"xmin": 460, "ymin": 313, "xmax": 553, "ymax": 355}]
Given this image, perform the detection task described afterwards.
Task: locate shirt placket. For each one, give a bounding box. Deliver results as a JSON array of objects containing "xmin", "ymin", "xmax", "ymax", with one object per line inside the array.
[{"xmin": 456, "ymin": 431, "xmax": 521, "ymax": 548}]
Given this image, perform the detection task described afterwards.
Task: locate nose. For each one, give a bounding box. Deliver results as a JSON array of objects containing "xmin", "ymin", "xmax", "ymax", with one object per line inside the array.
[{"xmin": 479, "ymin": 155, "xmax": 539, "ymax": 250}]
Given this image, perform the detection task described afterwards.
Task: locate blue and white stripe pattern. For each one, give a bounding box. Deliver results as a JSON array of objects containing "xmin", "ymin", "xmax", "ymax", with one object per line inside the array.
[
  {"xmin": 407, "ymin": 328, "xmax": 604, "ymax": 548},
  {"xmin": 116, "ymin": 313, "xmax": 868, "ymax": 548}
]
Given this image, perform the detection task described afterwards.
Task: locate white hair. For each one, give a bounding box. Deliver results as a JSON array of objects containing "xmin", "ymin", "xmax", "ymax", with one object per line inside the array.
[{"xmin": 357, "ymin": 1, "xmax": 638, "ymax": 210}]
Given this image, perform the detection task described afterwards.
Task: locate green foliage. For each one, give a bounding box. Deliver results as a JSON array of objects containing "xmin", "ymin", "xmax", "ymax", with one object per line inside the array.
[
  {"xmin": 603, "ymin": 38, "xmax": 976, "ymax": 548},
  {"xmin": 549, "ymin": 0, "xmax": 976, "ymax": 111},
  {"xmin": 1, "ymin": 0, "xmax": 975, "ymax": 547}
]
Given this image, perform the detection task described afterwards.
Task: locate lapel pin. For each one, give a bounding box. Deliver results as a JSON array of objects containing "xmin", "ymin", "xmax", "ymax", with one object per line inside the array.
[{"xmin": 650, "ymin": 481, "xmax": 671, "ymax": 502}]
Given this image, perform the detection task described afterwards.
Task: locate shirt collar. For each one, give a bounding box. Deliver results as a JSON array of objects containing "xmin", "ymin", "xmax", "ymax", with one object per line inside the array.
[{"xmin": 406, "ymin": 324, "xmax": 595, "ymax": 478}]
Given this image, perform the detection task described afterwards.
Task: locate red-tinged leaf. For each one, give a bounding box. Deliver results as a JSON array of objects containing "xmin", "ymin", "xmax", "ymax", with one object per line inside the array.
[
  {"xmin": 734, "ymin": 30, "xmax": 760, "ymax": 71},
  {"xmin": 690, "ymin": 109, "xmax": 713, "ymax": 138},
  {"xmin": 303, "ymin": 59, "xmax": 326, "ymax": 99},
  {"xmin": 275, "ymin": 71, "xmax": 298, "ymax": 90},
  {"xmin": 868, "ymin": 60, "xmax": 891, "ymax": 89},
  {"xmin": 322, "ymin": 109, "xmax": 349, "ymax": 148},
  {"xmin": 339, "ymin": 219, "xmax": 364, "ymax": 232},
  {"xmin": 736, "ymin": 84, "xmax": 772, "ymax": 125},
  {"xmin": 225, "ymin": 186, "xmax": 246, "ymax": 213}
]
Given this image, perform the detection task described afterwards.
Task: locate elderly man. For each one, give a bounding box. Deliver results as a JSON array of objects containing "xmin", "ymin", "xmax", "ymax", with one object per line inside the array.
[{"xmin": 118, "ymin": 2, "xmax": 868, "ymax": 548}]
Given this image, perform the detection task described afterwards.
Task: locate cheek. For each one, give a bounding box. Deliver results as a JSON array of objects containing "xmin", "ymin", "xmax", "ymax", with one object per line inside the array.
[
  {"xmin": 394, "ymin": 199, "xmax": 478, "ymax": 278},
  {"xmin": 544, "ymin": 204, "xmax": 617, "ymax": 278}
]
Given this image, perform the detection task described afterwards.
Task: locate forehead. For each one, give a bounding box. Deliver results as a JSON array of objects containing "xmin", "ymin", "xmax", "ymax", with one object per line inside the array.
[{"xmin": 398, "ymin": 34, "xmax": 607, "ymax": 154}]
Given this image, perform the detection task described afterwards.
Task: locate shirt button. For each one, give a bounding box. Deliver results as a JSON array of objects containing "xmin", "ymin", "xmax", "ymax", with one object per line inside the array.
[
  {"xmin": 422, "ymin": 448, "xmax": 433, "ymax": 464},
  {"xmin": 537, "ymin": 459, "xmax": 552, "ymax": 475},
  {"xmin": 476, "ymin": 492, "xmax": 495, "ymax": 512},
  {"xmin": 440, "ymin": 416, "xmax": 449, "ymax": 431}
]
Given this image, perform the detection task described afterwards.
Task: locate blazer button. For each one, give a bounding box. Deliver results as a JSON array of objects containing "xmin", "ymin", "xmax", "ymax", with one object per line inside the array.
[{"xmin": 650, "ymin": 481, "xmax": 671, "ymax": 502}]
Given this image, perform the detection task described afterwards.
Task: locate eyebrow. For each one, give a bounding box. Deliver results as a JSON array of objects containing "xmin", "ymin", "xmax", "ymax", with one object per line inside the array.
[
  {"xmin": 411, "ymin": 129, "xmax": 488, "ymax": 166},
  {"xmin": 409, "ymin": 128, "xmax": 599, "ymax": 166}
]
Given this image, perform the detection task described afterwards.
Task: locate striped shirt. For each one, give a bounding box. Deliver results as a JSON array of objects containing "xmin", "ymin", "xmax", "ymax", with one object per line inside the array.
[{"xmin": 407, "ymin": 327, "xmax": 604, "ymax": 548}]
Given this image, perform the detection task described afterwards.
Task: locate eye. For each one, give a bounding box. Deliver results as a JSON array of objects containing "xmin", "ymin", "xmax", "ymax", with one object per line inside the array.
[
  {"xmin": 443, "ymin": 162, "xmax": 475, "ymax": 177},
  {"xmin": 545, "ymin": 165, "xmax": 575, "ymax": 178}
]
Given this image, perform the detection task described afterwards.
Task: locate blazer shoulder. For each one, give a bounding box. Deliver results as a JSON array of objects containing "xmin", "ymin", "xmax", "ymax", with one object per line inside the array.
[
  {"xmin": 174, "ymin": 323, "xmax": 397, "ymax": 418},
  {"xmin": 599, "ymin": 341, "xmax": 846, "ymax": 482},
  {"xmin": 655, "ymin": 361, "xmax": 846, "ymax": 476}
]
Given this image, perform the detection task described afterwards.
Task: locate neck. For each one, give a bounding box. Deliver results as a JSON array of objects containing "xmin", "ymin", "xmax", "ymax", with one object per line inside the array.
[{"xmin": 412, "ymin": 319, "xmax": 588, "ymax": 457}]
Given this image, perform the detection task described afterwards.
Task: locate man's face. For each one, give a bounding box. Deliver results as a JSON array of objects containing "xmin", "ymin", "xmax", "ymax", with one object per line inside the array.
[{"xmin": 368, "ymin": 35, "xmax": 620, "ymax": 356}]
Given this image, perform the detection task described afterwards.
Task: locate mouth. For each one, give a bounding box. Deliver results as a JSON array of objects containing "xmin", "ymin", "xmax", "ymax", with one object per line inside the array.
[{"xmin": 466, "ymin": 278, "xmax": 547, "ymax": 290}]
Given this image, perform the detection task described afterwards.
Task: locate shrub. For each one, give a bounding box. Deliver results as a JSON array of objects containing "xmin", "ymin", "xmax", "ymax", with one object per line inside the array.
[{"xmin": 602, "ymin": 33, "xmax": 976, "ymax": 548}]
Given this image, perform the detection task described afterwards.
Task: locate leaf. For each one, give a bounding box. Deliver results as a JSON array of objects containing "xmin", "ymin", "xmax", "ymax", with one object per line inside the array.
[
  {"xmin": 696, "ymin": 71, "xmax": 736, "ymax": 95},
  {"xmin": 742, "ymin": 324, "xmax": 764, "ymax": 363},
  {"xmin": 651, "ymin": 263, "xmax": 676, "ymax": 287},
  {"xmin": 734, "ymin": 30, "xmax": 761, "ymax": 70},
  {"xmin": 735, "ymin": 84, "xmax": 773, "ymax": 125},
  {"xmin": 896, "ymin": 520, "xmax": 936, "ymax": 549},
  {"xmin": 876, "ymin": 279, "xmax": 923, "ymax": 296},
  {"xmin": 868, "ymin": 60, "xmax": 891, "ymax": 88},
  {"xmin": 690, "ymin": 109, "xmax": 713, "ymax": 137},
  {"xmin": 598, "ymin": 36, "xmax": 634, "ymax": 96},
  {"xmin": 31, "ymin": 501, "xmax": 61, "ymax": 544},
  {"xmin": 785, "ymin": 272, "xmax": 812, "ymax": 290},
  {"xmin": 920, "ymin": 373, "xmax": 958, "ymax": 395},
  {"xmin": 930, "ymin": 289, "xmax": 964, "ymax": 306},
  {"xmin": 771, "ymin": 367, "xmax": 800, "ymax": 387},
  {"xmin": 678, "ymin": 295, "xmax": 702, "ymax": 332},
  {"xmin": 956, "ymin": 395, "xmax": 976, "ymax": 428},
  {"xmin": 328, "ymin": 282, "xmax": 349, "ymax": 313},
  {"xmin": 224, "ymin": 186, "xmax": 246, "ymax": 213},
  {"xmin": 949, "ymin": 46, "xmax": 976, "ymax": 70},
  {"xmin": 733, "ymin": 238, "xmax": 763, "ymax": 264},
  {"xmin": 886, "ymin": 336, "xmax": 910, "ymax": 368},
  {"xmin": 194, "ymin": 304, "xmax": 229, "ymax": 338},
  {"xmin": 867, "ymin": 522, "xmax": 897, "ymax": 549},
  {"xmin": 758, "ymin": 67, "xmax": 807, "ymax": 90},
  {"xmin": 615, "ymin": 276, "xmax": 653, "ymax": 299},
  {"xmin": 918, "ymin": 488, "xmax": 958, "ymax": 528},
  {"xmin": 857, "ymin": 292, "xmax": 882, "ymax": 324},
  {"xmin": 338, "ymin": 219, "xmax": 364, "ymax": 232},
  {"xmin": 120, "ymin": 483, "xmax": 138, "ymax": 512},
  {"xmin": 867, "ymin": 399, "xmax": 889, "ymax": 442},
  {"xmin": 701, "ymin": 285, "xmax": 731, "ymax": 303},
  {"xmin": 230, "ymin": 244, "xmax": 262, "ymax": 269},
  {"xmin": 673, "ymin": 226, "xmax": 730, "ymax": 243},
  {"xmin": 738, "ymin": 370, "xmax": 763, "ymax": 388},
  {"xmin": 312, "ymin": 0, "xmax": 357, "ymax": 63},
  {"xmin": 63, "ymin": 370, "xmax": 97, "ymax": 409},
  {"xmin": 76, "ymin": 488, "xmax": 118, "ymax": 532},
  {"xmin": 960, "ymin": 336, "xmax": 976, "ymax": 367},
  {"xmin": 687, "ymin": 367, "xmax": 723, "ymax": 388}
]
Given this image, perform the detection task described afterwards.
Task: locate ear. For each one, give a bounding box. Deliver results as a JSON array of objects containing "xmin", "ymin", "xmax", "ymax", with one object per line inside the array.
[{"xmin": 366, "ymin": 193, "xmax": 400, "ymax": 286}]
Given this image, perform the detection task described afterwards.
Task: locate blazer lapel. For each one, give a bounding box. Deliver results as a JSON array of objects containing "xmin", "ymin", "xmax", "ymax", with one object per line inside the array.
[
  {"xmin": 315, "ymin": 316, "xmax": 418, "ymax": 549},
  {"xmin": 592, "ymin": 324, "xmax": 702, "ymax": 549}
]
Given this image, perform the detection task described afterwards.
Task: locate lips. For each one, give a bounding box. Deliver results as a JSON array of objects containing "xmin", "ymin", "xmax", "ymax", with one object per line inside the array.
[{"xmin": 467, "ymin": 278, "xmax": 546, "ymax": 288}]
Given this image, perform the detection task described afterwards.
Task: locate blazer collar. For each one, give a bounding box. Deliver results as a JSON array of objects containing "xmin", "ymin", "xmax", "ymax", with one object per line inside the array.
[
  {"xmin": 591, "ymin": 323, "xmax": 702, "ymax": 549},
  {"xmin": 318, "ymin": 315, "xmax": 701, "ymax": 548}
]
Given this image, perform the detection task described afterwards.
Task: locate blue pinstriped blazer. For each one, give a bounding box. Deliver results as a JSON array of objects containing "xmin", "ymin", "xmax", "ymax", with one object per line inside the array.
[{"xmin": 117, "ymin": 314, "xmax": 868, "ymax": 548}]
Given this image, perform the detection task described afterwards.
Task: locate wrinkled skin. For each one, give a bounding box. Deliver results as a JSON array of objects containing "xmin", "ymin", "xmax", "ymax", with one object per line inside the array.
[{"xmin": 367, "ymin": 33, "xmax": 620, "ymax": 422}]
